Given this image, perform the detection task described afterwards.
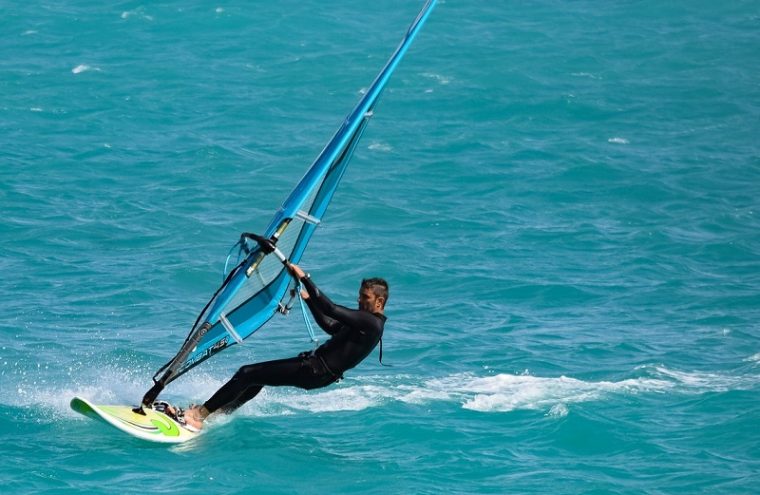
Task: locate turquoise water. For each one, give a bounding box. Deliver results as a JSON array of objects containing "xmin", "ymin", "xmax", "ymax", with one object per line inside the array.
[{"xmin": 2, "ymin": 1, "xmax": 759, "ymax": 493}]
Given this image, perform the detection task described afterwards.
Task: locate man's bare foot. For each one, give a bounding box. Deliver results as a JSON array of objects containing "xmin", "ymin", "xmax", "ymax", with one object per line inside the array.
[{"xmin": 183, "ymin": 405, "xmax": 209, "ymax": 431}]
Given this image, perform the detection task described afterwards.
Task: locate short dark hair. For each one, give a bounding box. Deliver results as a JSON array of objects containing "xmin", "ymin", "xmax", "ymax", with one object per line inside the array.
[{"xmin": 361, "ymin": 277, "xmax": 389, "ymax": 307}]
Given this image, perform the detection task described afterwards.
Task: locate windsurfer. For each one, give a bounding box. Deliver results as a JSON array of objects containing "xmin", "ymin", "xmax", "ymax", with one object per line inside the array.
[{"xmin": 181, "ymin": 262, "xmax": 388, "ymax": 430}]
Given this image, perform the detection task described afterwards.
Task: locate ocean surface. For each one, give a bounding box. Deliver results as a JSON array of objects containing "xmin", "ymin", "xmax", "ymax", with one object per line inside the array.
[{"xmin": 2, "ymin": 1, "xmax": 759, "ymax": 493}]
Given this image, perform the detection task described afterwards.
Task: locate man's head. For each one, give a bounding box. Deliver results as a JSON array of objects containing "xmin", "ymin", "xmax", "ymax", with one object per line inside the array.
[{"xmin": 358, "ymin": 277, "xmax": 389, "ymax": 314}]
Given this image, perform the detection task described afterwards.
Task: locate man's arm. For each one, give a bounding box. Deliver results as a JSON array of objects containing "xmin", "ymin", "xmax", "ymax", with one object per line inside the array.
[
  {"xmin": 301, "ymin": 277, "xmax": 378, "ymax": 329},
  {"xmin": 303, "ymin": 291, "xmax": 342, "ymax": 335},
  {"xmin": 288, "ymin": 262, "xmax": 378, "ymax": 331},
  {"xmin": 289, "ymin": 263, "xmax": 342, "ymax": 335}
]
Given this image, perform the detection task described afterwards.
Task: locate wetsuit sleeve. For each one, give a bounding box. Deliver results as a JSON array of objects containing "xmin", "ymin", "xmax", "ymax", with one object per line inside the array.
[
  {"xmin": 301, "ymin": 276, "xmax": 380, "ymax": 330},
  {"xmin": 303, "ymin": 293, "xmax": 341, "ymax": 335},
  {"xmin": 300, "ymin": 277, "xmax": 343, "ymax": 335}
]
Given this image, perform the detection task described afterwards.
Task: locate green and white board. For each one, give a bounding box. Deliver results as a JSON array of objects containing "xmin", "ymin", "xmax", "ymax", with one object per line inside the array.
[{"xmin": 70, "ymin": 396, "xmax": 199, "ymax": 444}]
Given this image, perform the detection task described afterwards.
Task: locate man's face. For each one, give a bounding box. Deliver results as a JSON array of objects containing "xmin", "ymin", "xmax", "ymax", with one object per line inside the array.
[{"xmin": 358, "ymin": 287, "xmax": 382, "ymax": 313}]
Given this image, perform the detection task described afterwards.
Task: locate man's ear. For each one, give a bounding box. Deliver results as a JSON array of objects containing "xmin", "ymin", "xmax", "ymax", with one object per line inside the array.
[{"xmin": 376, "ymin": 297, "xmax": 386, "ymax": 310}]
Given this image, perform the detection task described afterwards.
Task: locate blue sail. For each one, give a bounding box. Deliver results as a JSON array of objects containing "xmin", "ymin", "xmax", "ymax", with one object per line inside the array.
[{"xmin": 142, "ymin": 0, "xmax": 437, "ymax": 404}]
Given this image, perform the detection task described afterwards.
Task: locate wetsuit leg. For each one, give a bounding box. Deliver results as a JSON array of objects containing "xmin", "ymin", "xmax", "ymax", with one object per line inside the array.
[{"xmin": 203, "ymin": 355, "xmax": 335, "ymax": 414}]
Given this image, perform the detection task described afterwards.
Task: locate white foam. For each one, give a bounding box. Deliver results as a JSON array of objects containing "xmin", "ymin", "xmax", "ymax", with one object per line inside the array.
[
  {"xmin": 571, "ymin": 72, "xmax": 602, "ymax": 79},
  {"xmin": 429, "ymin": 373, "xmax": 673, "ymax": 413},
  {"xmin": 421, "ymin": 72, "xmax": 451, "ymax": 85},
  {"xmin": 547, "ymin": 403, "xmax": 569, "ymax": 418},
  {"xmin": 71, "ymin": 64, "xmax": 91, "ymax": 74},
  {"xmin": 368, "ymin": 142, "xmax": 392, "ymax": 152},
  {"xmin": 396, "ymin": 365, "xmax": 759, "ymax": 415},
  {"xmin": 649, "ymin": 365, "xmax": 756, "ymax": 391},
  {"xmin": 396, "ymin": 383, "xmax": 450, "ymax": 403},
  {"xmin": 608, "ymin": 137, "xmax": 629, "ymax": 144},
  {"xmin": 11, "ymin": 362, "xmax": 759, "ymax": 421},
  {"xmin": 121, "ymin": 10, "xmax": 154, "ymax": 21},
  {"xmin": 232, "ymin": 372, "xmax": 676, "ymax": 417},
  {"xmin": 6, "ymin": 362, "xmax": 227, "ymax": 420},
  {"xmin": 745, "ymin": 353, "xmax": 760, "ymax": 364},
  {"xmin": 268, "ymin": 385, "xmax": 386, "ymax": 414}
]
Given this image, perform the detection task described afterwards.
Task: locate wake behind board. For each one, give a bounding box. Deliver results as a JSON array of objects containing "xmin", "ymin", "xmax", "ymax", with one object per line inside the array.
[{"xmin": 70, "ymin": 396, "xmax": 199, "ymax": 444}]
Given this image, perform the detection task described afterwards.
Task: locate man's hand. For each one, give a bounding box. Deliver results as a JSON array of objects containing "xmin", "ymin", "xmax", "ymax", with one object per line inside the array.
[{"xmin": 287, "ymin": 262, "xmax": 307, "ymax": 280}]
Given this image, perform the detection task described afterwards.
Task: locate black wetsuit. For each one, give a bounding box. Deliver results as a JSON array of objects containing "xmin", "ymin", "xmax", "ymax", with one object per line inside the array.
[{"xmin": 203, "ymin": 276, "xmax": 386, "ymax": 413}]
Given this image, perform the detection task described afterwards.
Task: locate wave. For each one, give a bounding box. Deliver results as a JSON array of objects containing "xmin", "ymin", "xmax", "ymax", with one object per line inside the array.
[
  {"xmin": 744, "ymin": 352, "xmax": 760, "ymax": 364},
  {"xmin": 7, "ymin": 364, "xmax": 759, "ymax": 421},
  {"xmin": 402, "ymin": 371, "xmax": 672, "ymax": 414},
  {"xmin": 257, "ymin": 365, "xmax": 760, "ymax": 416}
]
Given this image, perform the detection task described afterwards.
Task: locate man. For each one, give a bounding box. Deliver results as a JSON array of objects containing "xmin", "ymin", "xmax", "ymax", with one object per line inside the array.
[{"xmin": 181, "ymin": 262, "xmax": 388, "ymax": 430}]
